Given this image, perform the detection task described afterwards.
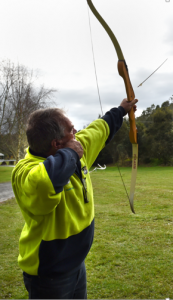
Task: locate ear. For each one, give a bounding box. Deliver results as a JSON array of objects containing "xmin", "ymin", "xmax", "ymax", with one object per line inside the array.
[{"xmin": 51, "ymin": 139, "xmax": 63, "ymax": 150}]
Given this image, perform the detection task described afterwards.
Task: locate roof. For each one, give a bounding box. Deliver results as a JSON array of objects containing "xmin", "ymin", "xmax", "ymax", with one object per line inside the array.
[{"xmin": 0, "ymin": 153, "xmax": 4, "ymax": 156}]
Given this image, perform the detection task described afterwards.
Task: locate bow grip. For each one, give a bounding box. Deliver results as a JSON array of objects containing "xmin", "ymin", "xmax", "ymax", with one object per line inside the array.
[{"xmin": 118, "ymin": 60, "xmax": 137, "ymax": 144}]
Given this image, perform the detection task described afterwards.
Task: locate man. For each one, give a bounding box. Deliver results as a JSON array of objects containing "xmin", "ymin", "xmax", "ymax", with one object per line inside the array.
[{"xmin": 12, "ymin": 98, "xmax": 137, "ymax": 299}]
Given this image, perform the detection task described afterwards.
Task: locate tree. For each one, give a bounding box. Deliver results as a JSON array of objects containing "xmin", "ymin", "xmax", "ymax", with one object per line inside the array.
[
  {"xmin": 0, "ymin": 60, "xmax": 56, "ymax": 162},
  {"xmin": 144, "ymin": 107, "xmax": 173, "ymax": 165},
  {"xmin": 161, "ymin": 101, "xmax": 169, "ymax": 108}
]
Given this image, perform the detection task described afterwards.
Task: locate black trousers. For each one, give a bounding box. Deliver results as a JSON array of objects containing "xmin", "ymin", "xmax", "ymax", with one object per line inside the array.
[{"xmin": 23, "ymin": 262, "xmax": 87, "ymax": 299}]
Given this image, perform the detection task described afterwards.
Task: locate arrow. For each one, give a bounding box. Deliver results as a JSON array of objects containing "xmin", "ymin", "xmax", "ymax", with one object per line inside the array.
[{"xmin": 138, "ymin": 59, "xmax": 168, "ymax": 87}]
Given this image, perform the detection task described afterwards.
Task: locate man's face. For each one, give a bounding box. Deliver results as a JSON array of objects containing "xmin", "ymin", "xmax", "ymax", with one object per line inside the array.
[{"xmin": 60, "ymin": 117, "xmax": 77, "ymax": 146}]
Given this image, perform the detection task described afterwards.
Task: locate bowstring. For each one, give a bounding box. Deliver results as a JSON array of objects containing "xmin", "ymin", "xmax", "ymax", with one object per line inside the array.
[
  {"xmin": 87, "ymin": 5, "xmax": 103, "ymax": 116},
  {"xmin": 117, "ymin": 164, "xmax": 130, "ymax": 202},
  {"xmin": 87, "ymin": 5, "xmax": 130, "ymax": 201}
]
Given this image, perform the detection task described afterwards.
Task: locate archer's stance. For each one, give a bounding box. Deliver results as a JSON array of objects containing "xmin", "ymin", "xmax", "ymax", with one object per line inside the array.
[{"xmin": 12, "ymin": 98, "xmax": 137, "ymax": 299}]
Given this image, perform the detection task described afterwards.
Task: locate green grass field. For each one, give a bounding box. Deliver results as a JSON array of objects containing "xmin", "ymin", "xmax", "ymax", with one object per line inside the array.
[
  {"xmin": 0, "ymin": 166, "xmax": 173, "ymax": 299},
  {"xmin": 0, "ymin": 166, "xmax": 14, "ymax": 183}
]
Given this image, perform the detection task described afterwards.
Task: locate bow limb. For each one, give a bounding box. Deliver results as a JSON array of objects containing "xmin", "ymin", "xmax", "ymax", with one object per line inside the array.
[{"xmin": 87, "ymin": 0, "xmax": 138, "ymax": 213}]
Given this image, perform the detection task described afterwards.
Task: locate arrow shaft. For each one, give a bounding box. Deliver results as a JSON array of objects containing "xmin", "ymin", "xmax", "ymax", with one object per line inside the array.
[{"xmin": 138, "ymin": 58, "xmax": 168, "ymax": 87}]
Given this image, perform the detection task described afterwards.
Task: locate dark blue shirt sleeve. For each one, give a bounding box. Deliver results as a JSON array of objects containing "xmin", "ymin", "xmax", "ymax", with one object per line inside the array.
[
  {"xmin": 43, "ymin": 148, "xmax": 79, "ymax": 194},
  {"xmin": 102, "ymin": 106, "xmax": 126, "ymax": 144}
]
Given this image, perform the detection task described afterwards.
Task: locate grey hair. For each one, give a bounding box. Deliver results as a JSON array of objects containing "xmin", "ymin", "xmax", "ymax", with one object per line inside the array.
[{"xmin": 26, "ymin": 108, "xmax": 66, "ymax": 154}]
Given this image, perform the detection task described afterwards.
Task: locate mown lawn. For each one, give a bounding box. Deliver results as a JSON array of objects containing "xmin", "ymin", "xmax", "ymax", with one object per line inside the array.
[
  {"xmin": 0, "ymin": 167, "xmax": 14, "ymax": 183},
  {"xmin": 0, "ymin": 166, "xmax": 173, "ymax": 299}
]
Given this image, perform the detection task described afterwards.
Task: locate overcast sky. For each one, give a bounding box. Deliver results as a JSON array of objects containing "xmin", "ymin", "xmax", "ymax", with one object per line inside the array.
[{"xmin": 0, "ymin": 0, "xmax": 173, "ymax": 130}]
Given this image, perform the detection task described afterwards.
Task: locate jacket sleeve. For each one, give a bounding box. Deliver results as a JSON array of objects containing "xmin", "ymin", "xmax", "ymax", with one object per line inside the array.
[
  {"xmin": 76, "ymin": 106, "xmax": 125, "ymax": 169},
  {"xmin": 102, "ymin": 106, "xmax": 126, "ymax": 144},
  {"xmin": 12, "ymin": 148, "xmax": 79, "ymax": 216},
  {"xmin": 43, "ymin": 148, "xmax": 79, "ymax": 193}
]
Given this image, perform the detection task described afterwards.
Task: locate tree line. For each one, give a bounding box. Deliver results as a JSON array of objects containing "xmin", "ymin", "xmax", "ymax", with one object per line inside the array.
[
  {"xmin": 0, "ymin": 60, "xmax": 56, "ymax": 163},
  {"xmin": 94, "ymin": 97, "xmax": 173, "ymax": 166}
]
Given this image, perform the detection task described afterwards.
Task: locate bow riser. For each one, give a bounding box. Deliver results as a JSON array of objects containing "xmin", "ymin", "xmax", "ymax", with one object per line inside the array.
[
  {"xmin": 118, "ymin": 60, "xmax": 137, "ymax": 144},
  {"xmin": 118, "ymin": 61, "xmax": 135, "ymax": 102}
]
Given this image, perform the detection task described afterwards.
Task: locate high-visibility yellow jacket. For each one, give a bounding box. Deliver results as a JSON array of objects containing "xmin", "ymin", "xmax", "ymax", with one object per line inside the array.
[{"xmin": 11, "ymin": 107, "xmax": 125, "ymax": 276}]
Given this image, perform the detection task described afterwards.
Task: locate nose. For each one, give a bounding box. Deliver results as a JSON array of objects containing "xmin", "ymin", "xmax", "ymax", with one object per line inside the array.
[{"xmin": 73, "ymin": 128, "xmax": 77, "ymax": 134}]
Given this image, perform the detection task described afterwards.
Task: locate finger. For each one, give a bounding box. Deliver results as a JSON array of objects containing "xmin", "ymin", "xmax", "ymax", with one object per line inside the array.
[
  {"xmin": 133, "ymin": 105, "xmax": 137, "ymax": 112},
  {"xmin": 130, "ymin": 99, "xmax": 138, "ymax": 107},
  {"xmin": 134, "ymin": 98, "xmax": 138, "ymax": 104}
]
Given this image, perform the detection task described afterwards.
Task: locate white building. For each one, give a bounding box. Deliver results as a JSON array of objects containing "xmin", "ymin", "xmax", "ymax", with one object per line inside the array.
[{"xmin": 0, "ymin": 153, "xmax": 4, "ymax": 159}]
